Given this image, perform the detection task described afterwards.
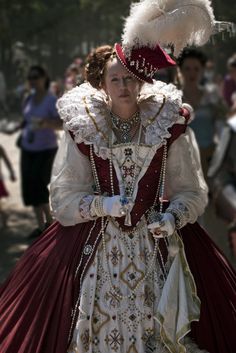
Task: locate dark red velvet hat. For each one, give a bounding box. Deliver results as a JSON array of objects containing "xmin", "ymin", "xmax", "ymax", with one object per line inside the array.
[{"xmin": 115, "ymin": 43, "xmax": 176, "ymax": 84}]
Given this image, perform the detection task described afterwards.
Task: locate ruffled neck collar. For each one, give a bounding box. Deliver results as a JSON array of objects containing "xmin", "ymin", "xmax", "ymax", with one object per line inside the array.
[{"xmin": 57, "ymin": 81, "xmax": 183, "ymax": 158}]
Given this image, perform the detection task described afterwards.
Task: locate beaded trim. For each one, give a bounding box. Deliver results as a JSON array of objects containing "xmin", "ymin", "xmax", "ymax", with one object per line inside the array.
[
  {"xmin": 166, "ymin": 206, "xmax": 189, "ymax": 229},
  {"xmin": 115, "ymin": 47, "xmax": 147, "ymax": 83}
]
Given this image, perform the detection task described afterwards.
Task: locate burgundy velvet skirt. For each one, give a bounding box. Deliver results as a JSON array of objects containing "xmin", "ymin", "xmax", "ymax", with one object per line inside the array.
[{"xmin": 0, "ymin": 221, "xmax": 235, "ymax": 353}]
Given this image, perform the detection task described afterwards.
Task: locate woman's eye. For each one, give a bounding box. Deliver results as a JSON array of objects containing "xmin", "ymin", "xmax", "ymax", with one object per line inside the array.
[
  {"xmin": 125, "ymin": 76, "xmax": 133, "ymax": 81},
  {"xmin": 111, "ymin": 78, "xmax": 118, "ymax": 82}
]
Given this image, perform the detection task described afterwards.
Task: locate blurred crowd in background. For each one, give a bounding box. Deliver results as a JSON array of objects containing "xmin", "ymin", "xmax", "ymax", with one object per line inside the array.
[{"xmin": 1, "ymin": 47, "xmax": 236, "ymax": 266}]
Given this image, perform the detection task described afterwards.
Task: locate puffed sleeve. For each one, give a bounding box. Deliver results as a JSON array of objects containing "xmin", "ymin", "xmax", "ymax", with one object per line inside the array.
[
  {"xmin": 165, "ymin": 127, "xmax": 208, "ymax": 228},
  {"xmin": 50, "ymin": 131, "xmax": 95, "ymax": 226}
]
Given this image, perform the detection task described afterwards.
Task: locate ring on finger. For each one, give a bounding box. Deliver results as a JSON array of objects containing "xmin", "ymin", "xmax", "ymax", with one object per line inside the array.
[{"xmin": 120, "ymin": 207, "xmax": 127, "ymax": 216}]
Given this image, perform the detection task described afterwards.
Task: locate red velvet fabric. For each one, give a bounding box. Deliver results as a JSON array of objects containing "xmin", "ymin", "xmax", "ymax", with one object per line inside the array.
[
  {"xmin": 0, "ymin": 220, "xmax": 103, "ymax": 353},
  {"xmin": 181, "ymin": 223, "xmax": 236, "ymax": 352}
]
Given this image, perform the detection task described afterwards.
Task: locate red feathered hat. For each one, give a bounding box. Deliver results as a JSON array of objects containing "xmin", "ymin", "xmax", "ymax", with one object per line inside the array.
[
  {"xmin": 115, "ymin": 43, "xmax": 176, "ymax": 84},
  {"xmin": 116, "ymin": 0, "xmax": 232, "ymax": 84}
]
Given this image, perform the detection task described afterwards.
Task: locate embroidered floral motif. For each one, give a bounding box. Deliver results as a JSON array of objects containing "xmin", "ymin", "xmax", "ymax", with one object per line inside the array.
[
  {"xmin": 118, "ymin": 303, "xmax": 146, "ymax": 333},
  {"xmin": 104, "ymin": 287, "xmax": 123, "ymax": 309},
  {"xmin": 80, "ymin": 329, "xmax": 90, "ymax": 352},
  {"xmin": 107, "ymin": 246, "xmax": 123, "ymax": 266},
  {"xmin": 104, "ymin": 328, "xmax": 124, "ymax": 352},
  {"xmin": 120, "ymin": 262, "xmax": 145, "ymax": 290}
]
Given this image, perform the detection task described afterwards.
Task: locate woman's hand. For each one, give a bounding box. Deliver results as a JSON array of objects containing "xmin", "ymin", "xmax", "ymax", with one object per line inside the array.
[
  {"xmin": 103, "ymin": 195, "xmax": 127, "ymax": 217},
  {"xmin": 148, "ymin": 212, "xmax": 175, "ymax": 238},
  {"xmin": 91, "ymin": 195, "xmax": 134, "ymax": 218}
]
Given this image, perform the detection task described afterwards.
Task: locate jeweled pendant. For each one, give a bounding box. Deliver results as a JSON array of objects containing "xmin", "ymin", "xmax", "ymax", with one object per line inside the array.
[{"xmin": 124, "ymin": 210, "xmax": 132, "ymax": 226}]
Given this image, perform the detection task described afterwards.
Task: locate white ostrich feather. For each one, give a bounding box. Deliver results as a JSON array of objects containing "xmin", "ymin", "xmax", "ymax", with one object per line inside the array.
[{"xmin": 122, "ymin": 0, "xmax": 215, "ymax": 56}]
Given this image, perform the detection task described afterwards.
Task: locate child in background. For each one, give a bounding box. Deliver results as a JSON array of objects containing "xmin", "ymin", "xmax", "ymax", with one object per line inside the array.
[{"xmin": 0, "ymin": 144, "xmax": 16, "ymax": 227}]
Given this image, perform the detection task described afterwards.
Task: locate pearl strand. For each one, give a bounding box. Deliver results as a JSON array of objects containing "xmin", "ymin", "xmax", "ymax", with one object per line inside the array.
[
  {"xmin": 151, "ymin": 141, "xmax": 168, "ymax": 211},
  {"xmin": 159, "ymin": 142, "xmax": 168, "ymax": 213},
  {"xmin": 90, "ymin": 144, "xmax": 102, "ymax": 195},
  {"xmin": 158, "ymin": 142, "xmax": 169, "ymax": 252}
]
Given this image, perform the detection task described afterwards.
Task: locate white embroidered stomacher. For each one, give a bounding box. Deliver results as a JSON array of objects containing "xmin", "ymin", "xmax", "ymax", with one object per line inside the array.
[{"xmin": 56, "ymin": 80, "xmax": 186, "ymax": 159}]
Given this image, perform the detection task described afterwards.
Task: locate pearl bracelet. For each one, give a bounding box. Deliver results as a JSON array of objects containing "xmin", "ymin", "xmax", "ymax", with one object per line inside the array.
[{"xmin": 90, "ymin": 196, "xmax": 106, "ymax": 217}]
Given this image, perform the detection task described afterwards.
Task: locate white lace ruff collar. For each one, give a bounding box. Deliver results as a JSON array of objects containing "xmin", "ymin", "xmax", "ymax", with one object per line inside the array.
[{"xmin": 57, "ymin": 81, "xmax": 184, "ymax": 159}]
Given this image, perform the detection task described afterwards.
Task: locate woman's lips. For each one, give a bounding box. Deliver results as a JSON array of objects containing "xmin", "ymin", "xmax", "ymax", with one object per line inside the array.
[{"xmin": 119, "ymin": 94, "xmax": 130, "ymax": 97}]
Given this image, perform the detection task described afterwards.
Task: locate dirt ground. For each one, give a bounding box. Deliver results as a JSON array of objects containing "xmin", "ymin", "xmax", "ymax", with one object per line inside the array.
[{"xmin": 0, "ymin": 131, "xmax": 235, "ymax": 285}]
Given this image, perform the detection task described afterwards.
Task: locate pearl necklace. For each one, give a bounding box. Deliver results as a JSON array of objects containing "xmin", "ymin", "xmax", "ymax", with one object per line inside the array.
[{"xmin": 89, "ymin": 137, "xmax": 169, "ymax": 301}]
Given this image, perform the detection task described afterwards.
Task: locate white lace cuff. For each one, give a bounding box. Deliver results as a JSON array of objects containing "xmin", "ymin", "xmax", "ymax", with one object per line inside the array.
[
  {"xmin": 166, "ymin": 202, "xmax": 190, "ymax": 229},
  {"xmin": 79, "ymin": 195, "xmax": 96, "ymax": 219}
]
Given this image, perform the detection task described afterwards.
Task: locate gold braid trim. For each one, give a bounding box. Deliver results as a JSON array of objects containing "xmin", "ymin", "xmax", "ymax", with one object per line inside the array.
[
  {"xmin": 82, "ymin": 96, "xmax": 108, "ymax": 141},
  {"xmin": 143, "ymin": 94, "xmax": 166, "ymax": 127}
]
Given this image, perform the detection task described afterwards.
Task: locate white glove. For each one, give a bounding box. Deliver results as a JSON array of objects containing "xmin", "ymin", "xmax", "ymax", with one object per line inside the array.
[
  {"xmin": 103, "ymin": 195, "xmax": 125, "ymax": 218},
  {"xmin": 148, "ymin": 213, "xmax": 175, "ymax": 238},
  {"xmin": 91, "ymin": 195, "xmax": 133, "ymax": 218}
]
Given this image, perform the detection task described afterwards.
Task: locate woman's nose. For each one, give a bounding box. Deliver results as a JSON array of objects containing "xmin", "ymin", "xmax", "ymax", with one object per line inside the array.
[{"xmin": 121, "ymin": 78, "xmax": 128, "ymax": 87}]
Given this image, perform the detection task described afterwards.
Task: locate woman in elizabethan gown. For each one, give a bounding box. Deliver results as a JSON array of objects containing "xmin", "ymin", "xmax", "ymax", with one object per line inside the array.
[{"xmin": 1, "ymin": 0, "xmax": 236, "ymax": 352}]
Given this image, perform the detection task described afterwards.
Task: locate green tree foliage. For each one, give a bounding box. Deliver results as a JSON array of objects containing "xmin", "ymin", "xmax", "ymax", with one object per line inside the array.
[{"xmin": 0, "ymin": 0, "xmax": 235, "ymax": 85}]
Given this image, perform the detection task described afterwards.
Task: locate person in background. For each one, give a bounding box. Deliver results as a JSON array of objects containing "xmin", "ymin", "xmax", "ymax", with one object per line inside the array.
[
  {"xmin": 49, "ymin": 79, "xmax": 63, "ymax": 98},
  {"xmin": 20, "ymin": 65, "xmax": 62, "ymax": 237},
  {"xmin": 0, "ymin": 70, "xmax": 8, "ymax": 117},
  {"xmin": 0, "ymin": 144, "xmax": 16, "ymax": 227},
  {"xmin": 177, "ymin": 48, "xmax": 227, "ymax": 180},
  {"xmin": 208, "ymin": 95, "xmax": 236, "ymax": 260},
  {"xmin": 222, "ymin": 53, "xmax": 236, "ymax": 108},
  {"xmin": 64, "ymin": 58, "xmax": 85, "ymax": 92}
]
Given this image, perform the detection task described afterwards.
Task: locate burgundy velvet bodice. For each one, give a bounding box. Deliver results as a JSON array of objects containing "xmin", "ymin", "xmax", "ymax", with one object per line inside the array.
[{"xmin": 77, "ymin": 123, "xmax": 187, "ymax": 228}]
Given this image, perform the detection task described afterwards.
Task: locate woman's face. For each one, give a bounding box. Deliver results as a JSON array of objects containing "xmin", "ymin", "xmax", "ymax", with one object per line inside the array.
[
  {"xmin": 28, "ymin": 71, "xmax": 46, "ymax": 91},
  {"xmin": 103, "ymin": 57, "xmax": 141, "ymax": 109},
  {"xmin": 180, "ymin": 57, "xmax": 204, "ymax": 86}
]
